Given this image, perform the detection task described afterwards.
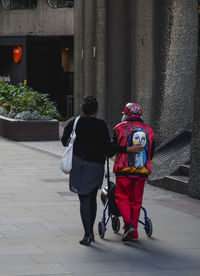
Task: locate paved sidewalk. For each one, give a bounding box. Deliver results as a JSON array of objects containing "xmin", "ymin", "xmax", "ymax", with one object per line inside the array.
[
  {"xmin": 0, "ymin": 137, "xmax": 200, "ymax": 276},
  {"xmin": 19, "ymin": 140, "xmax": 64, "ymax": 158}
]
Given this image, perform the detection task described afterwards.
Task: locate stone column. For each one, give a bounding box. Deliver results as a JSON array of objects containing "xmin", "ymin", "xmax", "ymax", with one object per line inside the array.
[
  {"xmin": 83, "ymin": 0, "xmax": 96, "ymax": 97},
  {"xmin": 131, "ymin": 0, "xmax": 154, "ymax": 125},
  {"xmin": 75, "ymin": 0, "xmax": 197, "ymax": 146},
  {"xmin": 74, "ymin": 0, "xmax": 107, "ymax": 119},
  {"xmin": 74, "ymin": 0, "xmax": 96, "ymax": 114},
  {"xmin": 106, "ymin": 0, "xmax": 132, "ymax": 128},
  {"xmin": 154, "ymin": 0, "xmax": 198, "ymax": 146},
  {"xmin": 131, "ymin": 0, "xmax": 197, "ymax": 146},
  {"xmin": 188, "ymin": 10, "xmax": 200, "ymax": 199},
  {"xmin": 74, "ymin": 0, "xmax": 84, "ymax": 115},
  {"xmin": 95, "ymin": 0, "xmax": 107, "ymax": 120}
]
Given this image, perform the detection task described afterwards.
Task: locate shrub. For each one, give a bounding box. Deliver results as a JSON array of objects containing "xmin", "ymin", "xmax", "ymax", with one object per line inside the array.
[{"xmin": 0, "ymin": 81, "xmax": 60, "ymax": 120}]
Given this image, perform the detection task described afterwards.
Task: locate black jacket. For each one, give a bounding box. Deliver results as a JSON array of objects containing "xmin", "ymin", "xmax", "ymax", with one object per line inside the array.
[{"xmin": 61, "ymin": 115, "xmax": 126, "ymax": 164}]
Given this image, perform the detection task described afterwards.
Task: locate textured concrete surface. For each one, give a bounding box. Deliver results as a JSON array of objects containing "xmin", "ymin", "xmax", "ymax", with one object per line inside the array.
[
  {"xmin": 1, "ymin": 136, "xmax": 200, "ymax": 275},
  {"xmin": 131, "ymin": 0, "xmax": 154, "ymax": 124},
  {"xmin": 188, "ymin": 38, "xmax": 200, "ymax": 199},
  {"xmin": 131, "ymin": 0, "xmax": 197, "ymax": 146},
  {"xmin": 74, "ymin": 0, "xmax": 107, "ymax": 119},
  {"xmin": 74, "ymin": 0, "xmax": 198, "ymax": 146},
  {"xmin": 150, "ymin": 0, "xmax": 197, "ymax": 146},
  {"xmin": 0, "ymin": 1, "xmax": 74, "ymax": 35},
  {"xmin": 149, "ymin": 130, "xmax": 191, "ymax": 180},
  {"xmin": 106, "ymin": 0, "xmax": 132, "ymax": 129},
  {"xmin": 74, "ymin": 0, "xmax": 84, "ymax": 115}
]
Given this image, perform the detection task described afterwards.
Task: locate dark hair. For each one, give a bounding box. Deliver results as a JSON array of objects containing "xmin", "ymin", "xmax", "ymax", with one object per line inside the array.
[{"xmin": 82, "ymin": 96, "xmax": 98, "ymax": 115}]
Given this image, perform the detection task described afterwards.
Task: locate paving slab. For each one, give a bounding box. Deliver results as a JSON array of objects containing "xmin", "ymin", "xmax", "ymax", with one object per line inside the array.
[{"xmin": 0, "ymin": 137, "xmax": 200, "ymax": 275}]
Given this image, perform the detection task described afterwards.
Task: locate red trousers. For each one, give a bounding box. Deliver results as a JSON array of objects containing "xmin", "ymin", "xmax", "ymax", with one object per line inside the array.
[{"xmin": 115, "ymin": 176, "xmax": 145, "ymax": 239}]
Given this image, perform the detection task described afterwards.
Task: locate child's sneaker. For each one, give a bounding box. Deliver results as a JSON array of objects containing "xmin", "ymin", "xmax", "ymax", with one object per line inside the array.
[{"xmin": 122, "ymin": 223, "xmax": 135, "ymax": 242}]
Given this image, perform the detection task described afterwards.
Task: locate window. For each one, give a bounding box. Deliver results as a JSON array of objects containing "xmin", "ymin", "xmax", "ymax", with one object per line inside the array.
[
  {"xmin": 2, "ymin": 0, "xmax": 37, "ymax": 9},
  {"xmin": 48, "ymin": 0, "xmax": 74, "ymax": 9}
]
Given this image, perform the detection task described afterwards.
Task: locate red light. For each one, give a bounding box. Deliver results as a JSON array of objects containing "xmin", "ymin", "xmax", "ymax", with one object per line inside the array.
[{"xmin": 13, "ymin": 46, "xmax": 22, "ymax": 63}]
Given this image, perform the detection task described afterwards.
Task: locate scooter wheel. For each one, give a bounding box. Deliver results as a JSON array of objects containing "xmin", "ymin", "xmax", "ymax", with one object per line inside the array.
[
  {"xmin": 111, "ymin": 215, "xmax": 120, "ymax": 233},
  {"xmin": 98, "ymin": 220, "xmax": 105, "ymax": 239},
  {"xmin": 145, "ymin": 217, "xmax": 153, "ymax": 237}
]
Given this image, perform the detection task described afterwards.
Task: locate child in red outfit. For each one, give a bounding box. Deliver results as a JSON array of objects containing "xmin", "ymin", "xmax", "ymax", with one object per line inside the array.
[{"xmin": 113, "ymin": 103, "xmax": 155, "ymax": 241}]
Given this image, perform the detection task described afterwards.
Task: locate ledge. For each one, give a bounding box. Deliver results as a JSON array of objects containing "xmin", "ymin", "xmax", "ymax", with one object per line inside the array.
[{"xmin": 0, "ymin": 115, "xmax": 59, "ymax": 141}]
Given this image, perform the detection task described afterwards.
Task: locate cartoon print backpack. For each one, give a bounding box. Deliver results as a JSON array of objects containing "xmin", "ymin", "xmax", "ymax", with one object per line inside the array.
[
  {"xmin": 113, "ymin": 121, "xmax": 154, "ymax": 176},
  {"xmin": 128, "ymin": 128, "xmax": 149, "ymax": 168},
  {"xmin": 121, "ymin": 127, "xmax": 151, "ymax": 176}
]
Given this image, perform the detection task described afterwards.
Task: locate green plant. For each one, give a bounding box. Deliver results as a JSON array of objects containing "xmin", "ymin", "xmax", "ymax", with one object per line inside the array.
[{"xmin": 0, "ymin": 81, "xmax": 60, "ymax": 120}]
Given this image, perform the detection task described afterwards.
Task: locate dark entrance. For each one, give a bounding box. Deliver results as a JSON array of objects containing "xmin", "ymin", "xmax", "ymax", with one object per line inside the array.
[{"xmin": 0, "ymin": 35, "xmax": 74, "ymax": 118}]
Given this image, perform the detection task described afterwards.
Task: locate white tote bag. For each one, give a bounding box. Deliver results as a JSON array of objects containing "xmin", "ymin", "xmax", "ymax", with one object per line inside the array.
[{"xmin": 60, "ymin": 116, "xmax": 80, "ymax": 174}]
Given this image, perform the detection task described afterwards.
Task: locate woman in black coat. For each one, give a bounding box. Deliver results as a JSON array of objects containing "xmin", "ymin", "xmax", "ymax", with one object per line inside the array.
[{"xmin": 61, "ymin": 96, "xmax": 142, "ymax": 246}]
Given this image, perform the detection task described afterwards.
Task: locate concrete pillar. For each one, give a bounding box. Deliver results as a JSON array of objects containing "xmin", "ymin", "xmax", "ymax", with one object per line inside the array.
[
  {"xmin": 74, "ymin": 0, "xmax": 197, "ymax": 145},
  {"xmin": 131, "ymin": 0, "xmax": 197, "ymax": 146},
  {"xmin": 95, "ymin": 0, "xmax": 107, "ymax": 120},
  {"xmin": 153, "ymin": 0, "xmax": 198, "ymax": 146},
  {"xmin": 74, "ymin": 0, "xmax": 107, "ymax": 119},
  {"xmin": 75, "ymin": 0, "xmax": 132, "ymax": 126},
  {"xmin": 83, "ymin": 0, "xmax": 96, "ymax": 97},
  {"xmin": 106, "ymin": 0, "xmax": 132, "ymax": 128},
  {"xmin": 74, "ymin": 0, "xmax": 84, "ymax": 115},
  {"xmin": 74, "ymin": 0, "xmax": 96, "ymax": 114},
  {"xmin": 131, "ymin": 0, "xmax": 154, "ymax": 125},
  {"xmin": 188, "ymin": 14, "xmax": 200, "ymax": 199}
]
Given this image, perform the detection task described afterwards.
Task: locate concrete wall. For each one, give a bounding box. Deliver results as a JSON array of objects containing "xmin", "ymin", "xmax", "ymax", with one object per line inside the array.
[
  {"xmin": 74, "ymin": 0, "xmax": 107, "ymax": 120},
  {"xmin": 74, "ymin": 0, "xmax": 132, "ymax": 125},
  {"xmin": 188, "ymin": 32, "xmax": 200, "ymax": 199},
  {"xmin": 106, "ymin": 0, "xmax": 132, "ymax": 129},
  {"xmin": 131, "ymin": 0, "xmax": 154, "ymax": 124},
  {"xmin": 0, "ymin": 1, "xmax": 74, "ymax": 35},
  {"xmin": 153, "ymin": 0, "xmax": 197, "ymax": 146},
  {"xmin": 131, "ymin": 0, "xmax": 197, "ymax": 146},
  {"xmin": 74, "ymin": 0, "xmax": 198, "ymax": 146},
  {"xmin": 74, "ymin": 0, "xmax": 83, "ymax": 113}
]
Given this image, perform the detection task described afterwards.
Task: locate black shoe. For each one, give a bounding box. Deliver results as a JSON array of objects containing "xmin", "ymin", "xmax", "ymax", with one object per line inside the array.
[
  {"xmin": 79, "ymin": 235, "xmax": 92, "ymax": 246},
  {"xmin": 91, "ymin": 234, "xmax": 95, "ymax": 241},
  {"xmin": 122, "ymin": 223, "xmax": 135, "ymax": 242}
]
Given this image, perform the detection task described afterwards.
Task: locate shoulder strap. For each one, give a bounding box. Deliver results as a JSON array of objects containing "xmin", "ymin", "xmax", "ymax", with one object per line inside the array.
[{"xmin": 73, "ymin": 116, "xmax": 81, "ymax": 132}]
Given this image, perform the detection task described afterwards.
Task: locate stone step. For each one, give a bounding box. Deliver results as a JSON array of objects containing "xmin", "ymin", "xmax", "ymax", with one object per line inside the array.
[
  {"xmin": 148, "ymin": 175, "xmax": 189, "ymax": 195},
  {"xmin": 149, "ymin": 130, "xmax": 191, "ymax": 180},
  {"xmin": 173, "ymin": 164, "xmax": 190, "ymax": 177}
]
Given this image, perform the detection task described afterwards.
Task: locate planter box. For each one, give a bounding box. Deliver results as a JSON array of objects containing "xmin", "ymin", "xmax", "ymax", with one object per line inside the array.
[{"xmin": 0, "ymin": 115, "xmax": 59, "ymax": 141}]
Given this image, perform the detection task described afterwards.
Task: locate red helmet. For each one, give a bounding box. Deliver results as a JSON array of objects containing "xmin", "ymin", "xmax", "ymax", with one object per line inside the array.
[{"xmin": 123, "ymin": 103, "xmax": 142, "ymax": 116}]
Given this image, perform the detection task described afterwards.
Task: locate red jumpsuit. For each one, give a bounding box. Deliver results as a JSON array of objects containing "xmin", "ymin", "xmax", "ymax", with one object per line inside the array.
[{"xmin": 113, "ymin": 116, "xmax": 154, "ymax": 239}]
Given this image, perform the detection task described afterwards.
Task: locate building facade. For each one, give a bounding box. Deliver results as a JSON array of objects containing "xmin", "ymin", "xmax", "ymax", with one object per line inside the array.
[
  {"xmin": 74, "ymin": 0, "xmax": 199, "ymax": 198},
  {"xmin": 0, "ymin": 0, "xmax": 74, "ymax": 117},
  {"xmin": 0, "ymin": 0, "xmax": 200, "ymax": 198}
]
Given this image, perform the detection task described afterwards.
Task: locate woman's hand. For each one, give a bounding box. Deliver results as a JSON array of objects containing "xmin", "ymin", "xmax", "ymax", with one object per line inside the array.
[{"xmin": 127, "ymin": 145, "xmax": 143, "ymax": 154}]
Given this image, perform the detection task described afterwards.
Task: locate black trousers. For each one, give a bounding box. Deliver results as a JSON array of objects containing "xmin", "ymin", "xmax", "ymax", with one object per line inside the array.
[{"xmin": 78, "ymin": 186, "xmax": 99, "ymax": 237}]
